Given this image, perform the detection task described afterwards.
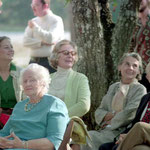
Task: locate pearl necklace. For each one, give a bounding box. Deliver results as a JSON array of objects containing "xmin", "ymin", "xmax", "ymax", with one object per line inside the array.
[{"xmin": 24, "ymin": 99, "xmax": 42, "ymax": 112}]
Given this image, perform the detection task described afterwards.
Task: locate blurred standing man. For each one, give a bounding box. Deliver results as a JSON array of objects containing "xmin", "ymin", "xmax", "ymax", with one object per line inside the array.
[
  {"xmin": 23, "ymin": 0, "xmax": 64, "ymax": 73},
  {"xmin": 131, "ymin": 0, "xmax": 150, "ymax": 91}
]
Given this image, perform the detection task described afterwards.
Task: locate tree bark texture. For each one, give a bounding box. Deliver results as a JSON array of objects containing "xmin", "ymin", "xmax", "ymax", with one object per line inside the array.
[
  {"xmin": 71, "ymin": 0, "xmax": 106, "ymax": 130},
  {"xmin": 111, "ymin": 0, "xmax": 141, "ymax": 81},
  {"xmin": 99, "ymin": 0, "xmax": 115, "ymax": 86}
]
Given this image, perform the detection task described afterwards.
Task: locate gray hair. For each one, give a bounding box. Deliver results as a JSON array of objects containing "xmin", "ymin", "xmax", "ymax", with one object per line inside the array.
[
  {"xmin": 20, "ymin": 63, "xmax": 51, "ymax": 94},
  {"xmin": 118, "ymin": 52, "xmax": 143, "ymax": 80},
  {"xmin": 49, "ymin": 39, "xmax": 78, "ymax": 69},
  {"xmin": 147, "ymin": 0, "xmax": 150, "ymax": 8},
  {"xmin": 146, "ymin": 62, "xmax": 150, "ymax": 74}
]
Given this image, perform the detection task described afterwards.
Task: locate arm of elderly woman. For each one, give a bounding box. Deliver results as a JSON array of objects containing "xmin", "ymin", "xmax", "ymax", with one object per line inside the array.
[
  {"xmin": 0, "ymin": 133, "xmax": 54, "ymax": 149},
  {"xmin": 68, "ymin": 73, "xmax": 91, "ymax": 117}
]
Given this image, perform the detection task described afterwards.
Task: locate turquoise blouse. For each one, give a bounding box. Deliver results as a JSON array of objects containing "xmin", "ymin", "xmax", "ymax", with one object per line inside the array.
[{"xmin": 0, "ymin": 94, "xmax": 69, "ymax": 150}]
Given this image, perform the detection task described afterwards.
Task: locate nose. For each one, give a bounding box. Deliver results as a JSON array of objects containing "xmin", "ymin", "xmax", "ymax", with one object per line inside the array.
[
  {"xmin": 129, "ymin": 65, "xmax": 134, "ymax": 70},
  {"xmin": 25, "ymin": 80, "xmax": 31, "ymax": 86},
  {"xmin": 68, "ymin": 52, "xmax": 73, "ymax": 57}
]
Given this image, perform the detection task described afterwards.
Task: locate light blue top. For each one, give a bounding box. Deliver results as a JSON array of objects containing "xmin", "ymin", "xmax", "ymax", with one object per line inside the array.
[{"xmin": 0, "ymin": 94, "xmax": 69, "ymax": 150}]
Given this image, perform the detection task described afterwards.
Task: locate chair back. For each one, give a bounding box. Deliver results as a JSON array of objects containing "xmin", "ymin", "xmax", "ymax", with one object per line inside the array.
[{"xmin": 58, "ymin": 120, "xmax": 74, "ymax": 150}]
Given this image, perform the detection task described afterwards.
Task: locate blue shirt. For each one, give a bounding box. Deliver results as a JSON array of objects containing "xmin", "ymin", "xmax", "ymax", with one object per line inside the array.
[{"xmin": 0, "ymin": 94, "xmax": 69, "ymax": 150}]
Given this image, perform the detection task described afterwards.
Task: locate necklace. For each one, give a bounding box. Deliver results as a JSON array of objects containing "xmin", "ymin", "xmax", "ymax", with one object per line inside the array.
[{"xmin": 24, "ymin": 99, "xmax": 42, "ymax": 112}]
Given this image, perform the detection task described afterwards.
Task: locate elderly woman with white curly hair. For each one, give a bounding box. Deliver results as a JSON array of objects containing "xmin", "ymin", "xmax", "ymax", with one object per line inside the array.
[{"xmin": 0, "ymin": 63, "xmax": 69, "ymax": 150}]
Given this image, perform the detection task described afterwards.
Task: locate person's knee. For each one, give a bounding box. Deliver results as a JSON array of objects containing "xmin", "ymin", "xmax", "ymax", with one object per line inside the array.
[
  {"xmin": 134, "ymin": 122, "xmax": 148, "ymax": 129},
  {"xmin": 133, "ymin": 122, "xmax": 150, "ymax": 135},
  {"xmin": 132, "ymin": 145, "xmax": 150, "ymax": 150}
]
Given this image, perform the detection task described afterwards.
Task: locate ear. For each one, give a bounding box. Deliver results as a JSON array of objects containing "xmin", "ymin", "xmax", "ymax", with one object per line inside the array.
[
  {"xmin": 40, "ymin": 81, "xmax": 45, "ymax": 87},
  {"xmin": 43, "ymin": 3, "xmax": 48, "ymax": 9},
  {"xmin": 137, "ymin": 68, "xmax": 140, "ymax": 75}
]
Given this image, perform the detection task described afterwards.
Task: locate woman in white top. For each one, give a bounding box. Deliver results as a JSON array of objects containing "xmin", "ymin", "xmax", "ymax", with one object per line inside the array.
[{"xmin": 48, "ymin": 39, "xmax": 91, "ymax": 117}]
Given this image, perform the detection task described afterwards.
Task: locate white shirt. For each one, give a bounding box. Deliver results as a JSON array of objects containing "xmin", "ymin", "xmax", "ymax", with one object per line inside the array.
[
  {"xmin": 49, "ymin": 67, "xmax": 72, "ymax": 100},
  {"xmin": 23, "ymin": 10, "xmax": 64, "ymax": 57}
]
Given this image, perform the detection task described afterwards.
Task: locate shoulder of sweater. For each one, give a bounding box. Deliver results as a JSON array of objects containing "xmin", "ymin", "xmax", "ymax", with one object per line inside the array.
[
  {"xmin": 49, "ymin": 12, "xmax": 63, "ymax": 20},
  {"xmin": 15, "ymin": 65, "xmax": 22, "ymax": 72},
  {"xmin": 110, "ymin": 82, "xmax": 145, "ymax": 89},
  {"xmin": 71, "ymin": 70, "xmax": 88, "ymax": 79},
  {"xmin": 107, "ymin": 82, "xmax": 120, "ymax": 91},
  {"xmin": 110, "ymin": 82, "xmax": 120, "ymax": 87},
  {"xmin": 10, "ymin": 64, "xmax": 22, "ymax": 77},
  {"xmin": 131, "ymin": 82, "xmax": 146, "ymax": 89}
]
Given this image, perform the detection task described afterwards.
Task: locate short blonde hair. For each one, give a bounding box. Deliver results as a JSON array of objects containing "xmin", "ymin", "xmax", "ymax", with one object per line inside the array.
[
  {"xmin": 50, "ymin": 40, "xmax": 78, "ymax": 69},
  {"xmin": 20, "ymin": 63, "xmax": 51, "ymax": 94},
  {"xmin": 118, "ymin": 52, "xmax": 143, "ymax": 80}
]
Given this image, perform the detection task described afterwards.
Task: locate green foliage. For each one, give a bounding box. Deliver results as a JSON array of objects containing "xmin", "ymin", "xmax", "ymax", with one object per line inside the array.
[{"xmin": 65, "ymin": 0, "xmax": 71, "ymax": 4}]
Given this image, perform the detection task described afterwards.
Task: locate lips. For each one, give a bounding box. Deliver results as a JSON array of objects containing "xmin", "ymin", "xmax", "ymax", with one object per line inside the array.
[
  {"xmin": 24, "ymin": 87, "xmax": 33, "ymax": 91},
  {"xmin": 65, "ymin": 59, "xmax": 73, "ymax": 62}
]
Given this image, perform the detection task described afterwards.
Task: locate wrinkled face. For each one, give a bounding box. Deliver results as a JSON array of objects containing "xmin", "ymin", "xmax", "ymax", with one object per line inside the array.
[
  {"xmin": 139, "ymin": 0, "xmax": 148, "ymax": 12},
  {"xmin": 22, "ymin": 70, "xmax": 44, "ymax": 98},
  {"xmin": 57, "ymin": 44, "xmax": 77, "ymax": 69},
  {"xmin": 118, "ymin": 56, "xmax": 140, "ymax": 84},
  {"xmin": 31, "ymin": 0, "xmax": 45, "ymax": 17},
  {"xmin": 0, "ymin": 39, "xmax": 14, "ymax": 61}
]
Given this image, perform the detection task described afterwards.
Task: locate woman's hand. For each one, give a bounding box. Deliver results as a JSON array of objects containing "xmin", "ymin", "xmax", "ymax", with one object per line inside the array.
[
  {"xmin": 0, "ymin": 132, "xmax": 23, "ymax": 149},
  {"xmin": 103, "ymin": 112, "xmax": 115, "ymax": 122},
  {"xmin": 115, "ymin": 134, "xmax": 127, "ymax": 145}
]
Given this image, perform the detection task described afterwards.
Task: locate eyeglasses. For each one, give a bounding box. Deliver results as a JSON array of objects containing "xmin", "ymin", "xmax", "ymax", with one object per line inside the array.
[{"xmin": 58, "ymin": 50, "xmax": 77, "ymax": 56}]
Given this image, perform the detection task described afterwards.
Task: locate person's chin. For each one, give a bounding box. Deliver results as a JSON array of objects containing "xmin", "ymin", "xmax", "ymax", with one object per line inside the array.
[
  {"xmin": 8, "ymin": 57, "xmax": 14, "ymax": 61},
  {"xmin": 33, "ymin": 12, "xmax": 38, "ymax": 16}
]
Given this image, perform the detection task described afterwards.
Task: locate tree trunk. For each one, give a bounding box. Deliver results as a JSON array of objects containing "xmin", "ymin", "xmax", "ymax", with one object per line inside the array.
[
  {"xmin": 71, "ymin": 0, "xmax": 106, "ymax": 130},
  {"xmin": 98, "ymin": 0, "xmax": 115, "ymax": 86},
  {"xmin": 111, "ymin": 0, "xmax": 141, "ymax": 80}
]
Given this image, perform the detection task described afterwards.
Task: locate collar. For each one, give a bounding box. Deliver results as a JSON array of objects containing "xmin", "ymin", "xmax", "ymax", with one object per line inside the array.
[
  {"xmin": 119, "ymin": 79, "xmax": 137, "ymax": 96},
  {"xmin": 57, "ymin": 66, "xmax": 72, "ymax": 75},
  {"xmin": 39, "ymin": 9, "xmax": 53, "ymax": 20}
]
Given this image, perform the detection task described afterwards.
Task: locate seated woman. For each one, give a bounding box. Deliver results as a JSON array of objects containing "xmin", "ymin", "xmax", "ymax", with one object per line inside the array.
[
  {"xmin": 48, "ymin": 39, "xmax": 91, "ymax": 117},
  {"xmin": 74, "ymin": 52, "xmax": 147, "ymax": 150},
  {"xmin": 0, "ymin": 63, "xmax": 69, "ymax": 150},
  {"xmin": 99, "ymin": 62, "xmax": 150, "ymax": 150},
  {"xmin": 0, "ymin": 36, "xmax": 23, "ymax": 127}
]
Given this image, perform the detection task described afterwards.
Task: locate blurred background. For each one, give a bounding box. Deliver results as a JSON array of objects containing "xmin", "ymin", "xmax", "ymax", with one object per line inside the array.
[{"xmin": 0, "ymin": 0, "xmax": 71, "ymax": 66}]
